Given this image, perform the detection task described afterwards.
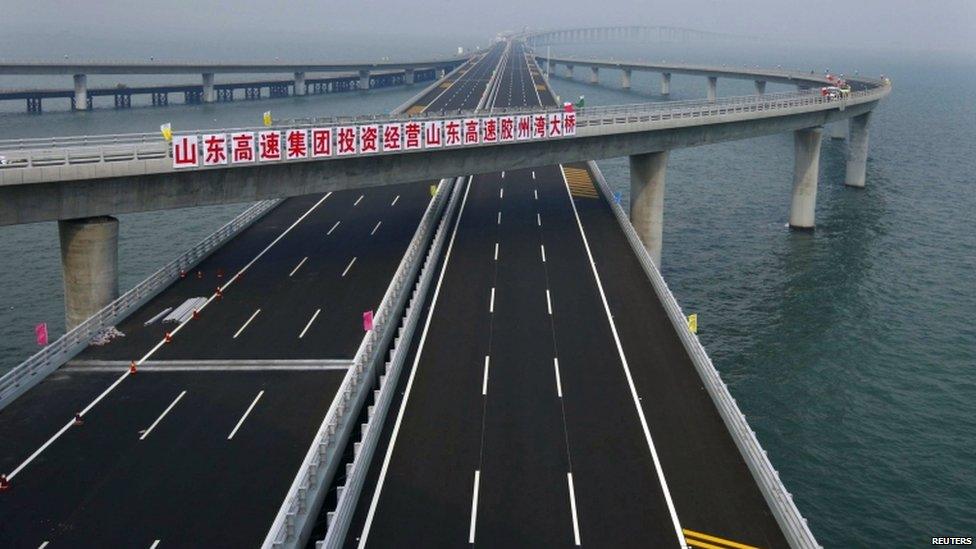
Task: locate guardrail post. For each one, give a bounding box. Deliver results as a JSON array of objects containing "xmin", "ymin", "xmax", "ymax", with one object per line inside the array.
[
  {"xmin": 58, "ymin": 216, "xmax": 119, "ymax": 330},
  {"xmin": 789, "ymin": 126, "xmax": 823, "ymax": 229},
  {"xmin": 629, "ymin": 151, "xmax": 669, "ymax": 266}
]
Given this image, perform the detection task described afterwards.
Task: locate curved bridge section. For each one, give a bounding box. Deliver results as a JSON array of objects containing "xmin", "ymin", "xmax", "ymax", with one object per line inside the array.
[{"xmin": 523, "ymin": 25, "xmax": 757, "ymax": 47}]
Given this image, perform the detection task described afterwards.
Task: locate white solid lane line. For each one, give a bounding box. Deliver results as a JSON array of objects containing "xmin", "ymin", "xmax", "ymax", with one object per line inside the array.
[
  {"xmin": 289, "ymin": 256, "xmax": 308, "ymax": 277},
  {"xmin": 150, "ymin": 541, "xmax": 161, "ymax": 549},
  {"xmin": 559, "ymin": 165, "xmax": 686, "ymax": 543},
  {"xmin": 227, "ymin": 390, "xmax": 264, "ymax": 440},
  {"xmin": 482, "ymin": 356, "xmax": 490, "ymax": 395},
  {"xmin": 341, "ymin": 257, "xmax": 357, "ymax": 277},
  {"xmin": 553, "ymin": 358, "xmax": 563, "ymax": 397},
  {"xmin": 390, "ymin": 194, "xmax": 400, "ymax": 206},
  {"xmin": 139, "ymin": 391, "xmax": 187, "ymax": 440},
  {"xmin": 546, "ymin": 289, "xmax": 553, "ymax": 315},
  {"xmin": 537, "ymin": 213, "xmax": 542, "ymax": 227},
  {"xmin": 354, "ymin": 194, "xmax": 364, "ymax": 206},
  {"xmin": 233, "ymin": 308, "xmax": 261, "ymax": 339},
  {"xmin": 371, "ymin": 221, "xmax": 383, "ymax": 236},
  {"xmin": 541, "ymin": 244, "xmax": 547, "ymax": 263},
  {"xmin": 327, "ymin": 221, "xmax": 341, "ymax": 235},
  {"xmin": 494, "ymin": 242, "xmax": 499, "ymax": 261},
  {"xmin": 489, "ymin": 287, "xmax": 495, "ymax": 313},
  {"xmin": 567, "ymin": 473, "xmax": 582, "ymax": 546},
  {"xmin": 497, "ymin": 211, "xmax": 501, "ymax": 225},
  {"xmin": 469, "ymin": 470, "xmax": 481, "ymax": 544},
  {"xmin": 299, "ymin": 309, "xmax": 321, "ymax": 339}
]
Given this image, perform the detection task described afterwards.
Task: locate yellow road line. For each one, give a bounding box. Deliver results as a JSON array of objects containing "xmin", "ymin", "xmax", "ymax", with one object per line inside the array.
[
  {"xmin": 406, "ymin": 105, "xmax": 426, "ymax": 115},
  {"xmin": 683, "ymin": 529, "xmax": 761, "ymax": 549}
]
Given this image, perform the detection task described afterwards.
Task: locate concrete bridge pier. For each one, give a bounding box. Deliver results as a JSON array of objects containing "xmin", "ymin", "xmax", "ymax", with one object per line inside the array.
[
  {"xmin": 404, "ymin": 68, "xmax": 415, "ymax": 85},
  {"xmin": 58, "ymin": 216, "xmax": 119, "ymax": 331},
  {"xmin": 621, "ymin": 69, "xmax": 632, "ymax": 90},
  {"xmin": 72, "ymin": 74, "xmax": 89, "ymax": 111},
  {"xmin": 754, "ymin": 80, "xmax": 766, "ymax": 95},
  {"xmin": 294, "ymin": 72, "xmax": 306, "ymax": 95},
  {"xmin": 359, "ymin": 70, "xmax": 371, "ymax": 91},
  {"xmin": 566, "ymin": 65, "xmax": 574, "ymax": 79},
  {"xmin": 829, "ymin": 122, "xmax": 846, "ymax": 139},
  {"xmin": 202, "ymin": 72, "xmax": 215, "ymax": 103},
  {"xmin": 661, "ymin": 72, "xmax": 671, "ymax": 96},
  {"xmin": 845, "ymin": 112, "xmax": 871, "ymax": 187},
  {"xmin": 707, "ymin": 76, "xmax": 717, "ymax": 101},
  {"xmin": 789, "ymin": 127, "xmax": 823, "ymax": 229},
  {"xmin": 629, "ymin": 151, "xmax": 669, "ymax": 266},
  {"xmin": 589, "ymin": 66, "xmax": 599, "ymax": 84}
]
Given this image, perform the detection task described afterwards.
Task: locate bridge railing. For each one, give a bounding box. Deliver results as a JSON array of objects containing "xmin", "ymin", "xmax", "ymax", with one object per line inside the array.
[
  {"xmin": 0, "ymin": 198, "xmax": 281, "ymax": 410},
  {"xmin": 0, "ymin": 82, "xmax": 889, "ymax": 171},
  {"xmin": 587, "ymin": 161, "xmax": 821, "ymax": 548}
]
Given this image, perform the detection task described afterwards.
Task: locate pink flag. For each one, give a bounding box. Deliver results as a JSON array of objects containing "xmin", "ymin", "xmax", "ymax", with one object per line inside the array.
[
  {"xmin": 35, "ymin": 323, "xmax": 48, "ymax": 346},
  {"xmin": 363, "ymin": 310, "xmax": 374, "ymax": 332}
]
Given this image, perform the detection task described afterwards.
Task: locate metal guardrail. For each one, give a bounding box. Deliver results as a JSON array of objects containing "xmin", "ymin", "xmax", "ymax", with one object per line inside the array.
[
  {"xmin": 0, "ymin": 198, "xmax": 281, "ymax": 411},
  {"xmin": 587, "ymin": 161, "xmax": 821, "ymax": 548},
  {"xmin": 262, "ymin": 177, "xmax": 456, "ymax": 548},
  {"xmin": 0, "ymin": 79, "xmax": 889, "ymax": 172}
]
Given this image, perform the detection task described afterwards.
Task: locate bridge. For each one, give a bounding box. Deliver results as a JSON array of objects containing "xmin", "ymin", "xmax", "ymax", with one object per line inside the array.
[
  {"xmin": 0, "ymin": 34, "xmax": 889, "ymax": 548},
  {"xmin": 522, "ymin": 25, "xmax": 760, "ymax": 47},
  {"xmin": 0, "ymin": 56, "xmax": 469, "ymax": 111}
]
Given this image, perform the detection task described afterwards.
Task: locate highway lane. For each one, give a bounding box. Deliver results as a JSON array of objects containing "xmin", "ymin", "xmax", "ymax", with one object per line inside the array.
[
  {"xmin": 0, "ymin": 45, "xmax": 506, "ymax": 547},
  {"xmin": 350, "ymin": 41, "xmax": 684, "ymax": 548}
]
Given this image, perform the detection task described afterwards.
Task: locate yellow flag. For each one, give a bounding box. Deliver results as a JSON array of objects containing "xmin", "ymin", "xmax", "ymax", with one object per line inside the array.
[
  {"xmin": 687, "ymin": 314, "xmax": 698, "ymax": 334},
  {"xmin": 262, "ymin": 111, "xmax": 272, "ymax": 127},
  {"xmin": 429, "ymin": 184, "xmax": 438, "ymax": 197},
  {"xmin": 160, "ymin": 123, "xmax": 172, "ymax": 142}
]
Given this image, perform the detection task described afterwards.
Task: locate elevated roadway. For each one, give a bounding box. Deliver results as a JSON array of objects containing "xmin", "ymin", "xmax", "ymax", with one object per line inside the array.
[
  {"xmin": 0, "ymin": 46, "xmax": 505, "ymax": 547},
  {"xmin": 334, "ymin": 40, "xmax": 796, "ymax": 548}
]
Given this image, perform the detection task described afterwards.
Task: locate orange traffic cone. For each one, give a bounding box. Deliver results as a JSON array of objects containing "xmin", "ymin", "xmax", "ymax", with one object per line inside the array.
[
  {"xmin": 179, "ymin": 269, "xmax": 186, "ymax": 279},
  {"xmin": 0, "ymin": 474, "xmax": 10, "ymax": 491},
  {"xmin": 74, "ymin": 413, "xmax": 83, "ymax": 426},
  {"xmin": 164, "ymin": 332, "xmax": 173, "ymax": 343},
  {"xmin": 129, "ymin": 361, "xmax": 137, "ymax": 374},
  {"xmin": 192, "ymin": 309, "xmax": 200, "ymax": 319},
  {"xmin": 215, "ymin": 287, "xmax": 223, "ymax": 300},
  {"xmin": 196, "ymin": 270, "xmax": 203, "ymax": 279}
]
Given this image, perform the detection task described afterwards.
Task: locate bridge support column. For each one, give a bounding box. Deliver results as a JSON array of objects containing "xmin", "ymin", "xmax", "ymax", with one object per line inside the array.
[
  {"xmin": 58, "ymin": 216, "xmax": 119, "ymax": 331},
  {"xmin": 789, "ymin": 127, "xmax": 823, "ymax": 229},
  {"xmin": 294, "ymin": 72, "xmax": 306, "ymax": 95},
  {"xmin": 589, "ymin": 66, "xmax": 599, "ymax": 84},
  {"xmin": 621, "ymin": 69, "xmax": 631, "ymax": 90},
  {"xmin": 661, "ymin": 72, "xmax": 671, "ymax": 96},
  {"xmin": 845, "ymin": 112, "xmax": 871, "ymax": 188},
  {"xmin": 566, "ymin": 65, "xmax": 574, "ymax": 79},
  {"xmin": 202, "ymin": 72, "xmax": 215, "ymax": 103},
  {"xmin": 359, "ymin": 70, "xmax": 370, "ymax": 91},
  {"xmin": 72, "ymin": 74, "xmax": 89, "ymax": 111},
  {"xmin": 630, "ymin": 151, "xmax": 669, "ymax": 266},
  {"xmin": 404, "ymin": 68, "xmax": 415, "ymax": 85},
  {"xmin": 754, "ymin": 80, "xmax": 766, "ymax": 95},
  {"xmin": 707, "ymin": 76, "xmax": 717, "ymax": 101}
]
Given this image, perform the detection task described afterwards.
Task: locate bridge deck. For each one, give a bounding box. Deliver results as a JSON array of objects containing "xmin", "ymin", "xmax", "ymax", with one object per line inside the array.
[
  {"xmin": 0, "ymin": 49, "xmax": 496, "ymax": 546},
  {"xmin": 343, "ymin": 42, "xmax": 788, "ymax": 548}
]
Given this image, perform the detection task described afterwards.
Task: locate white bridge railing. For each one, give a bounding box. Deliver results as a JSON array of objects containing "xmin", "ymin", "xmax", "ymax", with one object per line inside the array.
[
  {"xmin": 0, "ymin": 81, "xmax": 888, "ymax": 171},
  {"xmin": 0, "ymin": 199, "xmax": 280, "ymax": 411}
]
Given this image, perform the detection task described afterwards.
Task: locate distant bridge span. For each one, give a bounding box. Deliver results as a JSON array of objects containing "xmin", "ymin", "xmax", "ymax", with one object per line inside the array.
[{"xmin": 522, "ymin": 25, "xmax": 758, "ymax": 47}]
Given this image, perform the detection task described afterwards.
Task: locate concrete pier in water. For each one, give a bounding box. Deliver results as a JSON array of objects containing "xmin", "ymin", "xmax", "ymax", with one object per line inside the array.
[
  {"xmin": 629, "ymin": 151, "xmax": 669, "ymax": 265},
  {"xmin": 58, "ymin": 216, "xmax": 119, "ymax": 330},
  {"xmin": 754, "ymin": 80, "xmax": 766, "ymax": 95},
  {"xmin": 621, "ymin": 69, "xmax": 631, "ymax": 90},
  {"xmin": 72, "ymin": 74, "xmax": 87, "ymax": 110},
  {"xmin": 589, "ymin": 66, "xmax": 599, "ymax": 84},
  {"xmin": 789, "ymin": 127, "xmax": 823, "ymax": 229},
  {"xmin": 661, "ymin": 72, "xmax": 671, "ymax": 96},
  {"xmin": 294, "ymin": 72, "xmax": 306, "ymax": 95},
  {"xmin": 707, "ymin": 76, "xmax": 717, "ymax": 101},
  {"xmin": 845, "ymin": 112, "xmax": 871, "ymax": 187},
  {"xmin": 202, "ymin": 72, "xmax": 215, "ymax": 103}
]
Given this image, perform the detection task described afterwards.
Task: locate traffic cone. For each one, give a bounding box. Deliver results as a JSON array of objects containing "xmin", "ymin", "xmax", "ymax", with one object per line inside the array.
[
  {"xmin": 164, "ymin": 332, "xmax": 173, "ymax": 343},
  {"xmin": 0, "ymin": 474, "xmax": 10, "ymax": 491},
  {"xmin": 216, "ymin": 268, "xmax": 224, "ymax": 279},
  {"xmin": 197, "ymin": 270, "xmax": 203, "ymax": 279},
  {"xmin": 215, "ymin": 287, "xmax": 223, "ymax": 300},
  {"xmin": 180, "ymin": 269, "xmax": 186, "ymax": 279},
  {"xmin": 129, "ymin": 361, "xmax": 137, "ymax": 373},
  {"xmin": 192, "ymin": 309, "xmax": 200, "ymax": 319},
  {"xmin": 74, "ymin": 413, "xmax": 83, "ymax": 426}
]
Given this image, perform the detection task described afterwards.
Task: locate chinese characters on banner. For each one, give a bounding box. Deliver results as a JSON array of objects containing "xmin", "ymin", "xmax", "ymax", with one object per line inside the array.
[{"xmin": 171, "ymin": 112, "xmax": 571, "ymax": 169}]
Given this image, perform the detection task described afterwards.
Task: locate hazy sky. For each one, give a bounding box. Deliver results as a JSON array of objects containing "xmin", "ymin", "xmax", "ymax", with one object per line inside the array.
[{"xmin": 0, "ymin": 0, "xmax": 972, "ymax": 57}]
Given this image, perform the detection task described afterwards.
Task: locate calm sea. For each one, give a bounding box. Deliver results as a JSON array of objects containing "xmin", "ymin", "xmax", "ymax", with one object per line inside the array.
[{"xmin": 0, "ymin": 39, "xmax": 972, "ymax": 547}]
